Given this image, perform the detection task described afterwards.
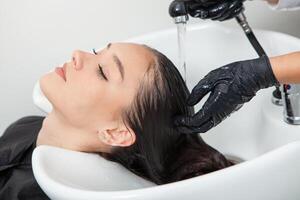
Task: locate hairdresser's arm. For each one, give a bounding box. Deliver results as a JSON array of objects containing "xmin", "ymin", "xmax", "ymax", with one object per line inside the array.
[
  {"xmin": 267, "ymin": 0, "xmax": 279, "ymax": 5},
  {"xmin": 271, "ymin": 52, "xmax": 300, "ymax": 83},
  {"xmin": 265, "ymin": 0, "xmax": 300, "ymax": 10},
  {"xmin": 174, "ymin": 52, "xmax": 300, "ymax": 134}
]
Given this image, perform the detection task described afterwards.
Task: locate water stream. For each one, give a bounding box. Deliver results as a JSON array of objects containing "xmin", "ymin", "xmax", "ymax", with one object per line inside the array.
[{"xmin": 176, "ymin": 23, "xmax": 187, "ymax": 82}]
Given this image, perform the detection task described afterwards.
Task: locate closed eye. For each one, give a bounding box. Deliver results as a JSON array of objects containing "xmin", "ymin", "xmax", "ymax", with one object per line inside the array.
[
  {"xmin": 93, "ymin": 48, "xmax": 98, "ymax": 55},
  {"xmin": 93, "ymin": 49, "xmax": 108, "ymax": 81},
  {"xmin": 98, "ymin": 64, "xmax": 108, "ymax": 81}
]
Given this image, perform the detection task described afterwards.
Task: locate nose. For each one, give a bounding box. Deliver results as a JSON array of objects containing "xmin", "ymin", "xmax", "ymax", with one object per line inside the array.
[{"xmin": 72, "ymin": 50, "xmax": 85, "ymax": 70}]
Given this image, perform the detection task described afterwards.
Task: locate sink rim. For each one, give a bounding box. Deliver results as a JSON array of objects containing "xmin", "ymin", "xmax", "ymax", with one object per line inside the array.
[{"xmin": 32, "ymin": 140, "xmax": 300, "ymax": 195}]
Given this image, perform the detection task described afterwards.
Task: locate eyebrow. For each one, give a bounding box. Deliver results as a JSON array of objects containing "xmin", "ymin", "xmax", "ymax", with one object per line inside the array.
[{"xmin": 106, "ymin": 43, "xmax": 124, "ymax": 81}]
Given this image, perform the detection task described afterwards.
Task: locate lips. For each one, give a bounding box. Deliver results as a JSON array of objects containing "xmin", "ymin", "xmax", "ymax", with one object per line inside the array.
[
  {"xmin": 55, "ymin": 65, "xmax": 66, "ymax": 81},
  {"xmin": 63, "ymin": 64, "xmax": 67, "ymax": 80}
]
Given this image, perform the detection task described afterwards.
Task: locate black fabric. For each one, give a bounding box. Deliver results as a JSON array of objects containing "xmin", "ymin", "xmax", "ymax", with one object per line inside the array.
[
  {"xmin": 0, "ymin": 116, "xmax": 50, "ymax": 200},
  {"xmin": 174, "ymin": 55, "xmax": 280, "ymax": 134},
  {"xmin": 186, "ymin": 0, "xmax": 246, "ymax": 21}
]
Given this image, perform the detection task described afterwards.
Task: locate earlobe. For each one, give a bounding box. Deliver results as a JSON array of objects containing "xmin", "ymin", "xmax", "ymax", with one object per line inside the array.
[
  {"xmin": 97, "ymin": 127, "xmax": 136, "ymax": 147},
  {"xmin": 118, "ymin": 129, "xmax": 136, "ymax": 147}
]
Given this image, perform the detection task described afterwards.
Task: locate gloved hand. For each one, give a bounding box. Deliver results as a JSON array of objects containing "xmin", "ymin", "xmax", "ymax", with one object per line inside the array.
[
  {"xmin": 187, "ymin": 0, "xmax": 246, "ymax": 21},
  {"xmin": 174, "ymin": 55, "xmax": 280, "ymax": 134}
]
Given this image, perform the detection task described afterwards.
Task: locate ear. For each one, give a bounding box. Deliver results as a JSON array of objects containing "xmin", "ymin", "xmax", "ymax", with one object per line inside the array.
[{"xmin": 97, "ymin": 123, "xmax": 136, "ymax": 147}]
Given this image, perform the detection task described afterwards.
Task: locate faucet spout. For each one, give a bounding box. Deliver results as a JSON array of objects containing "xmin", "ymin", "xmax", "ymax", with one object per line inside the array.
[{"xmin": 169, "ymin": 0, "xmax": 189, "ymax": 24}]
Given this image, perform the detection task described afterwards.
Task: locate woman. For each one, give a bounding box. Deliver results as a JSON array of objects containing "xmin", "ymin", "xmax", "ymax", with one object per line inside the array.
[{"xmin": 0, "ymin": 43, "xmax": 232, "ymax": 200}]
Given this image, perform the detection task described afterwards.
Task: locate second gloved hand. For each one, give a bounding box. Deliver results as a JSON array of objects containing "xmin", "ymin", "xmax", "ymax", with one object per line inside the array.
[
  {"xmin": 174, "ymin": 55, "xmax": 280, "ymax": 134},
  {"xmin": 187, "ymin": 0, "xmax": 246, "ymax": 21}
]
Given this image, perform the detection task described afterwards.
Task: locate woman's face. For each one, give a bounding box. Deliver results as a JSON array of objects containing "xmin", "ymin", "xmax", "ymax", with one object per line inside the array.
[{"xmin": 40, "ymin": 43, "xmax": 153, "ymax": 133}]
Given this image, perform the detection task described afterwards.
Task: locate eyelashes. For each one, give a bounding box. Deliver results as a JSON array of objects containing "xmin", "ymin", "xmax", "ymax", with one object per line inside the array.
[
  {"xmin": 93, "ymin": 48, "xmax": 97, "ymax": 55},
  {"xmin": 92, "ymin": 48, "xmax": 108, "ymax": 81},
  {"xmin": 98, "ymin": 64, "xmax": 108, "ymax": 81}
]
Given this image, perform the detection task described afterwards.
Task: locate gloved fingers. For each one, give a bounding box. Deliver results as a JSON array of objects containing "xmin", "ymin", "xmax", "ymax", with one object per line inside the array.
[
  {"xmin": 175, "ymin": 117, "xmax": 214, "ymax": 134},
  {"xmin": 188, "ymin": 1, "xmax": 204, "ymax": 11},
  {"xmin": 218, "ymin": 2, "xmax": 244, "ymax": 21},
  {"xmin": 188, "ymin": 0, "xmax": 221, "ymax": 10},
  {"xmin": 187, "ymin": 77, "xmax": 212, "ymax": 106},
  {"xmin": 188, "ymin": 0, "xmax": 245, "ymax": 20},
  {"xmin": 189, "ymin": 8, "xmax": 209, "ymax": 18},
  {"xmin": 234, "ymin": 103, "xmax": 244, "ymax": 111},
  {"xmin": 227, "ymin": 0, "xmax": 242, "ymax": 12},
  {"xmin": 174, "ymin": 107, "xmax": 211, "ymax": 128},
  {"xmin": 188, "ymin": 1, "xmax": 229, "ymax": 19},
  {"xmin": 188, "ymin": 1, "xmax": 208, "ymax": 18},
  {"xmin": 193, "ymin": 0, "xmax": 221, "ymax": 7},
  {"xmin": 208, "ymin": 2, "xmax": 231, "ymax": 20},
  {"xmin": 211, "ymin": 0, "xmax": 240, "ymax": 21},
  {"xmin": 204, "ymin": 84, "xmax": 227, "ymax": 111},
  {"xmin": 211, "ymin": 10, "xmax": 232, "ymax": 21},
  {"xmin": 196, "ymin": 119, "xmax": 214, "ymax": 133}
]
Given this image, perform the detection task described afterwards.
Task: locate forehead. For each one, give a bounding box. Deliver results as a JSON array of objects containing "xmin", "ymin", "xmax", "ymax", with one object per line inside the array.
[
  {"xmin": 106, "ymin": 43, "xmax": 156, "ymax": 110},
  {"xmin": 110, "ymin": 43, "xmax": 154, "ymax": 75},
  {"xmin": 106, "ymin": 43, "xmax": 156, "ymax": 98}
]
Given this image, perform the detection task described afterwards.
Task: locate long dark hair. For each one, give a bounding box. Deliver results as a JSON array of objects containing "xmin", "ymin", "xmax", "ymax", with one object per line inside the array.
[{"xmin": 100, "ymin": 45, "xmax": 232, "ymax": 184}]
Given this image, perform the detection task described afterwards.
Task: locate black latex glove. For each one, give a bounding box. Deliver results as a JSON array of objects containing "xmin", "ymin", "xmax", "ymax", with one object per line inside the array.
[
  {"xmin": 187, "ymin": 0, "xmax": 246, "ymax": 21},
  {"xmin": 174, "ymin": 55, "xmax": 280, "ymax": 134}
]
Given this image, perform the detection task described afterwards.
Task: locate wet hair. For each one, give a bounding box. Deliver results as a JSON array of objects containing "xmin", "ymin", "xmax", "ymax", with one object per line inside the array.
[{"xmin": 100, "ymin": 45, "xmax": 233, "ymax": 184}]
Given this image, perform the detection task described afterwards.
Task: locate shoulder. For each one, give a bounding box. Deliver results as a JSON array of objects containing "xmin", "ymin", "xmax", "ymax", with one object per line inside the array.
[
  {"xmin": 0, "ymin": 116, "xmax": 46, "ymax": 166},
  {"xmin": 1, "ymin": 116, "xmax": 45, "ymax": 139}
]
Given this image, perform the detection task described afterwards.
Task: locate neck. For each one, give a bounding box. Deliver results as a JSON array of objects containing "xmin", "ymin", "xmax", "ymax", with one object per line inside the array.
[{"xmin": 36, "ymin": 110, "xmax": 110, "ymax": 153}]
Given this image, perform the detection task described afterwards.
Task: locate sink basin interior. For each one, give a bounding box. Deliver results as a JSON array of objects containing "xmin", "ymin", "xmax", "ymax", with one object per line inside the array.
[
  {"xmin": 125, "ymin": 22, "xmax": 300, "ymax": 160},
  {"xmin": 32, "ymin": 23, "xmax": 300, "ymax": 199}
]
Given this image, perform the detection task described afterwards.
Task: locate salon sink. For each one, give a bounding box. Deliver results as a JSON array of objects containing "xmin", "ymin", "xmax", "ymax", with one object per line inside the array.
[{"xmin": 32, "ymin": 22, "xmax": 300, "ymax": 200}]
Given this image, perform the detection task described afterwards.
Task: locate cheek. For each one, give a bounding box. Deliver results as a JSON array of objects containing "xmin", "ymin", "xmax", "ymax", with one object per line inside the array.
[
  {"xmin": 60, "ymin": 80, "xmax": 126, "ymax": 127},
  {"xmin": 62, "ymin": 82, "xmax": 106, "ymax": 120}
]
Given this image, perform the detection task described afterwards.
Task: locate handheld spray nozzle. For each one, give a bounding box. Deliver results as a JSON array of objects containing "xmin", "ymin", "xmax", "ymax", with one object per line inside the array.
[
  {"xmin": 235, "ymin": 11, "xmax": 267, "ymax": 57},
  {"xmin": 235, "ymin": 11, "xmax": 282, "ymax": 104}
]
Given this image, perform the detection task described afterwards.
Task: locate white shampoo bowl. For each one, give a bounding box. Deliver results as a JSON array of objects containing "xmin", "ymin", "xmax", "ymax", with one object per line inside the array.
[{"xmin": 32, "ymin": 22, "xmax": 300, "ymax": 200}]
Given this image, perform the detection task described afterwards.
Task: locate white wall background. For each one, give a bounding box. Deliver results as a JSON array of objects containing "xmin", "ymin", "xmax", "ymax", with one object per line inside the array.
[{"xmin": 0, "ymin": 0, "xmax": 300, "ymax": 134}]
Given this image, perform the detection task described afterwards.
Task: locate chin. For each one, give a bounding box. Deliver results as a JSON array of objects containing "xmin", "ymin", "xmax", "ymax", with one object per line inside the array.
[{"xmin": 39, "ymin": 71, "xmax": 65, "ymax": 109}]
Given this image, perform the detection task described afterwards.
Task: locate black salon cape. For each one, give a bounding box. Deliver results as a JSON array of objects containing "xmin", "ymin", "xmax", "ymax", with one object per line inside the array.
[{"xmin": 0, "ymin": 116, "xmax": 50, "ymax": 200}]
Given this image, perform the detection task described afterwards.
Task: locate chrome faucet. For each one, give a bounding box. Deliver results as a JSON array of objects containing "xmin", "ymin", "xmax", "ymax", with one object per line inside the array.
[
  {"xmin": 282, "ymin": 84, "xmax": 300, "ymax": 124},
  {"xmin": 168, "ymin": 0, "xmax": 300, "ymax": 125}
]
